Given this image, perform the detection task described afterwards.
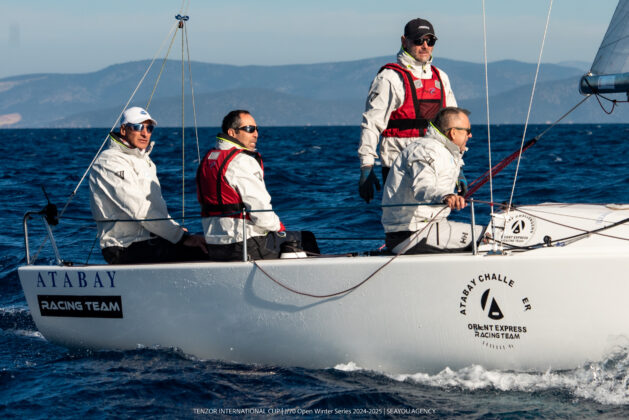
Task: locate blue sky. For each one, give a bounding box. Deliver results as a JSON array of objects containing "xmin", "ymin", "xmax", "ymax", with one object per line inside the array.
[{"xmin": 0, "ymin": 0, "xmax": 619, "ymax": 79}]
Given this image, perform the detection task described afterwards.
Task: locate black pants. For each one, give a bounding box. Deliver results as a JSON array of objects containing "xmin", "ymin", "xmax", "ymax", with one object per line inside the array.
[
  {"xmin": 382, "ymin": 167, "xmax": 390, "ymax": 184},
  {"xmin": 102, "ymin": 236, "xmax": 209, "ymax": 265},
  {"xmin": 206, "ymin": 231, "xmax": 320, "ymax": 262}
]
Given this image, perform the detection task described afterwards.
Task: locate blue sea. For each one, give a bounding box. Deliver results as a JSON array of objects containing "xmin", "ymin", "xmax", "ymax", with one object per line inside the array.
[{"xmin": 3, "ymin": 124, "xmax": 629, "ymax": 418}]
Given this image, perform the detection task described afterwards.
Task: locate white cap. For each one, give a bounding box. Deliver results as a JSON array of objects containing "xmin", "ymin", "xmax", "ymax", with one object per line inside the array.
[{"xmin": 121, "ymin": 107, "xmax": 157, "ymax": 125}]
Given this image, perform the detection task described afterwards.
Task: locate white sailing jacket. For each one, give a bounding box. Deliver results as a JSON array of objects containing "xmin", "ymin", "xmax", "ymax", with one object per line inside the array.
[
  {"xmin": 201, "ymin": 137, "xmax": 281, "ymax": 244},
  {"xmin": 381, "ymin": 125, "xmax": 464, "ymax": 233},
  {"xmin": 89, "ymin": 134, "xmax": 185, "ymax": 249},
  {"xmin": 358, "ymin": 49, "xmax": 457, "ymax": 168}
]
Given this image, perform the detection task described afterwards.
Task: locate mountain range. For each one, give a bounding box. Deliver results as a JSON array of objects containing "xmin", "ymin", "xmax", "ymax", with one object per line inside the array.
[{"xmin": 1, "ymin": 56, "xmax": 627, "ymax": 128}]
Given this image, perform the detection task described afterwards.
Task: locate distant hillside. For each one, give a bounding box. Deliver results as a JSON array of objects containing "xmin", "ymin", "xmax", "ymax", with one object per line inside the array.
[{"xmin": 0, "ymin": 56, "xmax": 624, "ymax": 128}]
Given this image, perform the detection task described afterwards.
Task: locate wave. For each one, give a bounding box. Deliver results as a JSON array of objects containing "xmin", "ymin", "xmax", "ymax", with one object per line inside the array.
[{"xmin": 336, "ymin": 347, "xmax": 629, "ymax": 405}]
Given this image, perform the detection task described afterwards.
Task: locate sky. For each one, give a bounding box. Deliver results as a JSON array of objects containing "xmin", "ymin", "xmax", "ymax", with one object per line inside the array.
[{"xmin": 0, "ymin": 0, "xmax": 620, "ymax": 79}]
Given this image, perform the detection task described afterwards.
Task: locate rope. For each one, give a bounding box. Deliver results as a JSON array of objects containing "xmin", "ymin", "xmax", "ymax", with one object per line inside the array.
[
  {"xmin": 468, "ymin": 199, "xmax": 629, "ymax": 247},
  {"xmin": 184, "ymin": 23, "xmax": 202, "ymax": 163},
  {"xmin": 582, "ymin": 78, "xmax": 629, "ymax": 114},
  {"xmin": 464, "ymin": 94, "xmax": 592, "ymax": 199},
  {"xmin": 251, "ymin": 207, "xmax": 448, "ymax": 299},
  {"xmin": 31, "ymin": 22, "xmax": 181, "ymax": 263},
  {"xmin": 180, "ymin": 16, "xmax": 186, "ymax": 224},
  {"xmin": 85, "ymin": 230, "xmax": 99, "ymax": 265},
  {"xmin": 146, "ymin": 29, "xmax": 179, "ymax": 110},
  {"xmin": 506, "ymin": 0, "xmax": 554, "ymax": 213},
  {"xmin": 60, "ymin": 22, "xmax": 179, "ymax": 220},
  {"xmin": 481, "ymin": 0, "xmax": 495, "ymax": 223}
]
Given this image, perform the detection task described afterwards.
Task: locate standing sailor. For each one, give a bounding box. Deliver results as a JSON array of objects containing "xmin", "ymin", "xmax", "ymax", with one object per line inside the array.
[{"xmin": 358, "ymin": 18, "xmax": 457, "ymax": 203}]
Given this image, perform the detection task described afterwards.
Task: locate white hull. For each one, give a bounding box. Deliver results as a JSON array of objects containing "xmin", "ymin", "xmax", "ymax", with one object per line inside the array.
[{"xmin": 17, "ymin": 204, "xmax": 629, "ymax": 374}]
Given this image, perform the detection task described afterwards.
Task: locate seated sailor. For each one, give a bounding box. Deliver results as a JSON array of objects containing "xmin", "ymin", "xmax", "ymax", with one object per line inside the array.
[
  {"xmin": 381, "ymin": 106, "xmax": 483, "ymax": 254},
  {"xmin": 196, "ymin": 110, "xmax": 319, "ymax": 260},
  {"xmin": 89, "ymin": 106, "xmax": 208, "ymax": 264}
]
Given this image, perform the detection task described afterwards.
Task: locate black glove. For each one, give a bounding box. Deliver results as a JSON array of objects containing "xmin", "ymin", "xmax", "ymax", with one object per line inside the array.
[
  {"xmin": 457, "ymin": 170, "xmax": 468, "ymax": 197},
  {"xmin": 358, "ymin": 166, "xmax": 381, "ymax": 203}
]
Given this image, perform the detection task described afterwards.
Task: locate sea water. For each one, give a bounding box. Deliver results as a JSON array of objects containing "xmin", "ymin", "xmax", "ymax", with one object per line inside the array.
[{"xmin": 2, "ymin": 125, "xmax": 629, "ymax": 418}]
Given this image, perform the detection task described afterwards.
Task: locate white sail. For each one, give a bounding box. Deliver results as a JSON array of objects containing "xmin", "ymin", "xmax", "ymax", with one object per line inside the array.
[{"xmin": 580, "ymin": 0, "xmax": 629, "ymax": 94}]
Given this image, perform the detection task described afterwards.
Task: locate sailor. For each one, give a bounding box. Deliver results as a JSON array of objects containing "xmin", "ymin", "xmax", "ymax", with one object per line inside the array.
[
  {"xmin": 196, "ymin": 110, "xmax": 320, "ymax": 260},
  {"xmin": 381, "ymin": 107, "xmax": 482, "ymax": 254},
  {"xmin": 358, "ymin": 18, "xmax": 458, "ymax": 203},
  {"xmin": 89, "ymin": 106, "xmax": 208, "ymax": 264}
]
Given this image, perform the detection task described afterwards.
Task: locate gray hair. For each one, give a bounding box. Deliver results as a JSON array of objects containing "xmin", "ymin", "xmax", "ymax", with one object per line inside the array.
[{"xmin": 432, "ymin": 107, "xmax": 470, "ymax": 133}]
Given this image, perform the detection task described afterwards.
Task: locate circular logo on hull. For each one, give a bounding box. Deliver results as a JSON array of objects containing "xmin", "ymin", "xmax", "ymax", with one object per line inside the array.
[{"xmin": 459, "ymin": 273, "xmax": 533, "ymax": 351}]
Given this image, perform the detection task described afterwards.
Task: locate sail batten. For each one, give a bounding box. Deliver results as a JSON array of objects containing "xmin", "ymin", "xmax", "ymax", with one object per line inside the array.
[{"xmin": 580, "ymin": 0, "xmax": 629, "ymax": 94}]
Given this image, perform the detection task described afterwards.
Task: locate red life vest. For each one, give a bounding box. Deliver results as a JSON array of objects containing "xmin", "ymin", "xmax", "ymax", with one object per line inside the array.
[
  {"xmin": 196, "ymin": 146, "xmax": 263, "ymax": 218},
  {"xmin": 380, "ymin": 63, "xmax": 445, "ymax": 138}
]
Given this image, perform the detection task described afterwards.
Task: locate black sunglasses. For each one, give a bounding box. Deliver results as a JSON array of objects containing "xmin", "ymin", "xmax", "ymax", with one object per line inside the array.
[
  {"xmin": 237, "ymin": 125, "xmax": 258, "ymax": 133},
  {"xmin": 449, "ymin": 127, "xmax": 472, "ymax": 135},
  {"xmin": 413, "ymin": 36, "xmax": 437, "ymax": 47}
]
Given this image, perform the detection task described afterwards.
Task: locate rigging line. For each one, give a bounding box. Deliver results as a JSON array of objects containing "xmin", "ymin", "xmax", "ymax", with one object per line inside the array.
[
  {"xmin": 506, "ymin": 0, "xmax": 554, "ymax": 214},
  {"xmin": 464, "ymin": 95, "xmax": 591, "ymax": 197},
  {"xmin": 60, "ymin": 22, "xmax": 179, "ymax": 220},
  {"xmin": 513, "ymin": 206, "xmax": 629, "ymax": 242},
  {"xmin": 489, "ymin": 213, "xmax": 629, "ymax": 251},
  {"xmin": 581, "ymin": 78, "xmax": 624, "ymax": 114},
  {"xmin": 34, "ymin": 22, "xmax": 180, "ymax": 264},
  {"xmin": 469, "ymin": 199, "xmax": 629, "ymax": 245},
  {"xmin": 252, "ymin": 207, "xmax": 448, "ymax": 299},
  {"xmin": 481, "ymin": 0, "xmax": 496, "ymax": 246},
  {"xmin": 184, "ymin": 23, "xmax": 201, "ymax": 163},
  {"xmin": 180, "ymin": 17, "xmax": 186, "ymax": 224},
  {"xmin": 84, "ymin": 230, "xmax": 99, "ymax": 265},
  {"xmin": 61, "ymin": 202, "xmax": 436, "ymax": 222},
  {"xmin": 594, "ymin": 93, "xmax": 617, "ymax": 114},
  {"xmin": 146, "ymin": 24, "xmax": 180, "ymax": 110}
]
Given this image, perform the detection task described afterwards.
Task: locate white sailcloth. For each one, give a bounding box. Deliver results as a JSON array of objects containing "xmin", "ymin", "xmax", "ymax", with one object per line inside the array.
[
  {"xmin": 580, "ymin": 0, "xmax": 629, "ymax": 93},
  {"xmin": 590, "ymin": 0, "xmax": 629, "ymax": 76}
]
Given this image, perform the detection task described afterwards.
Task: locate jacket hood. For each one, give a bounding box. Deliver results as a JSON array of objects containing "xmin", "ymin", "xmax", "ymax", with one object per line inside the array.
[
  {"xmin": 397, "ymin": 47, "xmax": 433, "ymax": 71},
  {"xmin": 216, "ymin": 133, "xmax": 251, "ymax": 151},
  {"xmin": 108, "ymin": 132, "xmax": 154, "ymax": 157},
  {"xmin": 425, "ymin": 124, "xmax": 465, "ymax": 161}
]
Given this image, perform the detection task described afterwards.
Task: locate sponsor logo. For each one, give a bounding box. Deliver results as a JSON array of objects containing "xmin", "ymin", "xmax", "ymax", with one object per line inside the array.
[
  {"xmin": 502, "ymin": 213, "xmax": 536, "ymax": 245},
  {"xmin": 414, "ymin": 80, "xmax": 423, "ymax": 89},
  {"xmin": 38, "ymin": 295, "xmax": 123, "ymax": 318},
  {"xmin": 459, "ymin": 273, "xmax": 532, "ymax": 350},
  {"xmin": 36, "ymin": 271, "xmax": 116, "ymax": 288}
]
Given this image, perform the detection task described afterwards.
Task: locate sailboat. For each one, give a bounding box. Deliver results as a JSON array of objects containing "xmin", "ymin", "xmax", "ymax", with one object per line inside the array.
[{"xmin": 16, "ymin": 2, "xmax": 629, "ymax": 374}]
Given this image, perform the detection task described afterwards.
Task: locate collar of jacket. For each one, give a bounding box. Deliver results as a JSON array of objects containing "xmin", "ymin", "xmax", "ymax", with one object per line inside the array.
[
  {"xmin": 426, "ymin": 123, "xmax": 465, "ymax": 160},
  {"xmin": 108, "ymin": 132, "xmax": 154, "ymax": 157},
  {"xmin": 398, "ymin": 48, "xmax": 433, "ymax": 74},
  {"xmin": 216, "ymin": 132, "xmax": 252, "ymax": 151}
]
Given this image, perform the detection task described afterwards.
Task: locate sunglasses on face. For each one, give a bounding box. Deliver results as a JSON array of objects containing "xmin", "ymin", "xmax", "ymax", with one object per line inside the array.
[
  {"xmin": 237, "ymin": 125, "xmax": 258, "ymax": 133},
  {"xmin": 125, "ymin": 123, "xmax": 155, "ymax": 133},
  {"xmin": 450, "ymin": 127, "xmax": 472, "ymax": 135},
  {"xmin": 413, "ymin": 36, "xmax": 437, "ymax": 47}
]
